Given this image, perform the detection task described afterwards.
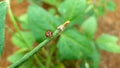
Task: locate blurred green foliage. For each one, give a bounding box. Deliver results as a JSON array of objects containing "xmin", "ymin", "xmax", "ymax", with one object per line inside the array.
[
  {"xmin": 0, "ymin": 1, "xmax": 7, "ymax": 55},
  {"xmin": 0, "ymin": 0, "xmax": 118, "ymax": 68},
  {"xmin": 94, "ymin": 0, "xmax": 116, "ymax": 16}
]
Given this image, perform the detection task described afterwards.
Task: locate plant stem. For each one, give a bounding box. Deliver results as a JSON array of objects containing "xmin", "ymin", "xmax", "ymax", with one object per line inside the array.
[
  {"xmin": 9, "ymin": 21, "xmax": 70, "ymax": 68},
  {"xmin": 46, "ymin": 46, "xmax": 55, "ymax": 68},
  {"xmin": 34, "ymin": 55, "xmax": 45, "ymax": 68},
  {"xmin": 42, "ymin": 48, "xmax": 48, "ymax": 57},
  {"xmin": 8, "ymin": 6, "xmax": 30, "ymax": 48},
  {"xmin": 6, "ymin": 0, "xmax": 44, "ymax": 67},
  {"xmin": 5, "ymin": 25, "xmax": 14, "ymax": 35}
]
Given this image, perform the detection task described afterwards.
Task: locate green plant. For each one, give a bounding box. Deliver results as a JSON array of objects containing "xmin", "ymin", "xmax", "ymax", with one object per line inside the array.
[
  {"xmin": 0, "ymin": 0, "xmax": 119, "ymax": 68},
  {"xmin": 93, "ymin": 0, "xmax": 116, "ymax": 16},
  {"xmin": 0, "ymin": 1, "xmax": 7, "ymax": 55}
]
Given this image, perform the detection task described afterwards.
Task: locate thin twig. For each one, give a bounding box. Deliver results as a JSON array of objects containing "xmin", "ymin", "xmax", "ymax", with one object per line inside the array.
[{"xmin": 9, "ymin": 21, "xmax": 70, "ymax": 68}]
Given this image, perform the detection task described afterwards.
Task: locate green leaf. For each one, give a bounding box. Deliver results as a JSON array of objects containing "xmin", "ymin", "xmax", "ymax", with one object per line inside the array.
[
  {"xmin": 8, "ymin": 50, "xmax": 34, "ymax": 68},
  {"xmin": 28, "ymin": 0, "xmax": 42, "ymax": 5},
  {"xmin": 86, "ymin": 42, "xmax": 100, "ymax": 68},
  {"xmin": 27, "ymin": 5, "xmax": 61, "ymax": 42},
  {"xmin": 79, "ymin": 61, "xmax": 86, "ymax": 68},
  {"xmin": 80, "ymin": 42, "xmax": 100, "ymax": 68},
  {"xmin": 57, "ymin": 29, "xmax": 93, "ymax": 60},
  {"xmin": 18, "ymin": 14, "xmax": 29, "ymax": 30},
  {"xmin": 11, "ymin": 32, "xmax": 35, "ymax": 48},
  {"xmin": 48, "ymin": 8, "xmax": 56, "ymax": 15},
  {"xmin": 8, "ymin": 52, "xmax": 25, "ymax": 63},
  {"xmin": 0, "ymin": 1, "xmax": 7, "ymax": 55},
  {"xmin": 106, "ymin": 1, "xmax": 116, "ymax": 11},
  {"xmin": 58, "ymin": 0, "xmax": 86, "ymax": 25},
  {"xmin": 81, "ymin": 16, "xmax": 97, "ymax": 39},
  {"xmin": 87, "ymin": 52, "xmax": 100, "ymax": 68},
  {"xmin": 43, "ymin": 0, "xmax": 62, "ymax": 6},
  {"xmin": 100, "ymin": 0, "xmax": 105, "ymax": 3},
  {"xmin": 97, "ymin": 6, "xmax": 105, "ymax": 16},
  {"xmin": 96, "ymin": 34, "xmax": 120, "ymax": 53},
  {"xmin": 19, "ymin": 59, "xmax": 34, "ymax": 68}
]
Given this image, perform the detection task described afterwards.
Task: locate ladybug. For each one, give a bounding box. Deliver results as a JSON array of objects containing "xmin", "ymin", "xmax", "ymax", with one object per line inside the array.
[{"xmin": 45, "ymin": 30, "xmax": 53, "ymax": 37}]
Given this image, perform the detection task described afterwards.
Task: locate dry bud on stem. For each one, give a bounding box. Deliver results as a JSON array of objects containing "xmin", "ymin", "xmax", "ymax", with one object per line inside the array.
[{"xmin": 57, "ymin": 21, "xmax": 70, "ymax": 31}]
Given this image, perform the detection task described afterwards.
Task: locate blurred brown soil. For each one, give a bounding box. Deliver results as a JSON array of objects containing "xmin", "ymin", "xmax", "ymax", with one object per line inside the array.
[
  {"xmin": 0, "ymin": 0, "xmax": 120, "ymax": 68},
  {"xmin": 97, "ymin": 0, "xmax": 120, "ymax": 68}
]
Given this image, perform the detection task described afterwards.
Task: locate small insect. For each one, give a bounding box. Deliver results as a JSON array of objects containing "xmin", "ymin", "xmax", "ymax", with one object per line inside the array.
[{"xmin": 45, "ymin": 30, "xmax": 53, "ymax": 37}]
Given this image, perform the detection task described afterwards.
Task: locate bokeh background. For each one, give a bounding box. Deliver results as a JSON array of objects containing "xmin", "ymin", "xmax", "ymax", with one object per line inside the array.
[{"xmin": 0, "ymin": 0, "xmax": 120, "ymax": 68}]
